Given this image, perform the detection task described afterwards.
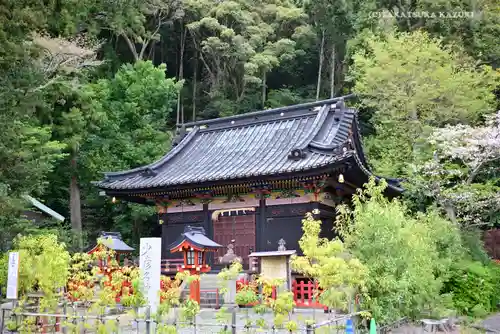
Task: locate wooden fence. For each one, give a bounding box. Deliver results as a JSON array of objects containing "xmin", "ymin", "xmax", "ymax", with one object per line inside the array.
[
  {"xmin": 236, "ymin": 278, "xmax": 327, "ymax": 310},
  {"xmin": 292, "ymin": 280, "xmax": 327, "ymax": 310}
]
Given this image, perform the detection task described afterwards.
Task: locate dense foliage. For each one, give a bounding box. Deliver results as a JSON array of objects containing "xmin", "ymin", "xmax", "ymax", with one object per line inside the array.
[
  {"xmin": 443, "ymin": 261, "xmax": 500, "ymax": 318},
  {"xmin": 350, "ymin": 31, "xmax": 498, "ymax": 177},
  {"xmin": 0, "ymin": 234, "xmax": 70, "ymax": 307},
  {"xmin": 0, "ymin": 0, "xmax": 498, "ymax": 252},
  {"xmin": 291, "ymin": 210, "xmax": 367, "ymax": 310},
  {"xmin": 336, "ymin": 178, "xmax": 464, "ymax": 324},
  {"xmin": 0, "ymin": 0, "xmax": 499, "ymax": 326},
  {"xmin": 407, "ymin": 111, "xmax": 500, "ymax": 228}
]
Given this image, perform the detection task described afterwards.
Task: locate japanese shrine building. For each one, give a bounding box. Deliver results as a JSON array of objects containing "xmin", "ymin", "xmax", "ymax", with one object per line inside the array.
[{"xmin": 95, "ymin": 96, "xmax": 402, "ymax": 269}]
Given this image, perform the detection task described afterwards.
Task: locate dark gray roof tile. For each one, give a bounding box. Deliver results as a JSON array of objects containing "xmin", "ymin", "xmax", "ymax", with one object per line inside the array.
[
  {"xmin": 169, "ymin": 226, "xmax": 222, "ymax": 250},
  {"xmin": 95, "ymin": 96, "xmax": 401, "ymax": 191}
]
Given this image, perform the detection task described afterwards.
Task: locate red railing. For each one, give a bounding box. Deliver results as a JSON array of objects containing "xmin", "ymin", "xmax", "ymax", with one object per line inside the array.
[
  {"xmin": 161, "ymin": 259, "xmax": 184, "ymax": 273},
  {"xmin": 292, "ymin": 280, "xmax": 327, "ymax": 310},
  {"xmin": 235, "ymin": 278, "xmax": 326, "ymax": 309},
  {"xmin": 38, "ymin": 316, "xmax": 61, "ymax": 333},
  {"xmin": 200, "ymin": 289, "xmax": 220, "ymax": 309}
]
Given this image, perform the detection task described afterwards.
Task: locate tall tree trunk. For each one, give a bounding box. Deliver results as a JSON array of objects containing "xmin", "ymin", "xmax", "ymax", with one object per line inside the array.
[
  {"xmin": 192, "ymin": 50, "xmax": 198, "ymax": 122},
  {"xmin": 329, "ymin": 44, "xmax": 336, "ymax": 98},
  {"xmin": 160, "ymin": 36, "xmax": 165, "ymax": 63},
  {"xmin": 261, "ymin": 72, "xmax": 266, "ymax": 108},
  {"xmin": 176, "ymin": 25, "xmax": 186, "ymax": 126},
  {"xmin": 121, "ymin": 34, "xmax": 139, "ymax": 62},
  {"xmin": 70, "ymin": 152, "xmax": 82, "ymax": 250},
  {"xmin": 316, "ymin": 30, "xmax": 325, "ymax": 101}
]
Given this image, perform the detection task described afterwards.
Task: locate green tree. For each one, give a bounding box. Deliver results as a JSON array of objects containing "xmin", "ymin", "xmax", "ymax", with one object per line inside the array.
[
  {"xmin": 303, "ymin": 0, "xmax": 356, "ymax": 99},
  {"xmin": 291, "ymin": 210, "xmax": 368, "ymax": 310},
  {"xmin": 67, "ymin": 0, "xmax": 184, "ymax": 62},
  {"xmin": 43, "ymin": 60, "xmax": 180, "ymax": 246},
  {"xmin": 416, "ymin": 0, "xmax": 500, "ymax": 67},
  {"xmin": 0, "ymin": 234, "xmax": 70, "ymax": 306},
  {"xmin": 185, "ymin": 0, "xmax": 310, "ymax": 112},
  {"xmin": 337, "ymin": 178, "xmax": 463, "ymax": 324},
  {"xmin": 0, "ymin": 0, "xmax": 97, "ymax": 250},
  {"xmin": 349, "ymin": 30, "xmax": 499, "ymax": 177}
]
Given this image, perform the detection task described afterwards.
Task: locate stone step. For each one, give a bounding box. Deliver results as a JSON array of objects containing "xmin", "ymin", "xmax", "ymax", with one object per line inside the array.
[{"xmin": 199, "ymin": 274, "xmax": 220, "ymax": 290}]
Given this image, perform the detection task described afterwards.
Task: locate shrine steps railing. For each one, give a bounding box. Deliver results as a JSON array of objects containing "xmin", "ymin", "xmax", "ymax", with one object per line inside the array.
[
  {"xmin": 161, "ymin": 259, "xmax": 184, "ymax": 274},
  {"xmin": 236, "ymin": 278, "xmax": 329, "ymax": 311}
]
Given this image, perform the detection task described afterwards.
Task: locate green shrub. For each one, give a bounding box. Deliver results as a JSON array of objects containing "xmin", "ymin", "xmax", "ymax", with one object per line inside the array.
[
  {"xmin": 0, "ymin": 234, "xmax": 70, "ymax": 306},
  {"xmin": 337, "ymin": 178, "xmax": 463, "ymax": 324},
  {"xmin": 461, "ymin": 229, "xmax": 490, "ymax": 264},
  {"xmin": 443, "ymin": 260, "xmax": 500, "ymax": 316}
]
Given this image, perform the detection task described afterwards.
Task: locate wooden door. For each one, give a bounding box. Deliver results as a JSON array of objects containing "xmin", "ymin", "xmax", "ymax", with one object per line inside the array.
[{"xmin": 213, "ymin": 214, "xmax": 256, "ymax": 267}]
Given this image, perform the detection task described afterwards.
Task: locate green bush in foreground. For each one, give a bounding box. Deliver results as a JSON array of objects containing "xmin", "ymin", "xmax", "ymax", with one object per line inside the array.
[
  {"xmin": 337, "ymin": 177, "xmax": 463, "ymax": 324},
  {"xmin": 443, "ymin": 260, "xmax": 500, "ymax": 317}
]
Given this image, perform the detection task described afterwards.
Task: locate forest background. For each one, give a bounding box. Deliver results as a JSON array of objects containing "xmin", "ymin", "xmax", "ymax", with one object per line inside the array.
[{"xmin": 0, "ymin": 0, "xmax": 499, "ymax": 254}]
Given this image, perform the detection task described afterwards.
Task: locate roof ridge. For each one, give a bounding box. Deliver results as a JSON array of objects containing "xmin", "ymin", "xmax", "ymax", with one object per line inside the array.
[
  {"xmin": 183, "ymin": 94, "xmax": 355, "ymax": 128},
  {"xmin": 293, "ymin": 104, "xmax": 330, "ymax": 151},
  {"xmin": 350, "ymin": 108, "xmax": 369, "ymax": 167},
  {"xmin": 104, "ymin": 126, "xmax": 200, "ymax": 179}
]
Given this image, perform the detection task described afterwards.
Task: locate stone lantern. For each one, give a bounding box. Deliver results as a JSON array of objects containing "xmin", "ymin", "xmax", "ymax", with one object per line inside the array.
[{"xmin": 219, "ymin": 241, "xmax": 242, "ymax": 266}]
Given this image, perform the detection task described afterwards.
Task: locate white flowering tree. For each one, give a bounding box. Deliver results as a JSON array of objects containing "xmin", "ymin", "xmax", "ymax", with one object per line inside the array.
[
  {"xmin": 31, "ymin": 33, "xmax": 101, "ymax": 92},
  {"xmin": 411, "ymin": 111, "xmax": 500, "ymax": 227}
]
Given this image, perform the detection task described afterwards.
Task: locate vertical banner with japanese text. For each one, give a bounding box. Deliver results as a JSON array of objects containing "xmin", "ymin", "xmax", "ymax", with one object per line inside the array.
[
  {"xmin": 7, "ymin": 252, "xmax": 20, "ymax": 300},
  {"xmin": 139, "ymin": 238, "xmax": 162, "ymax": 314}
]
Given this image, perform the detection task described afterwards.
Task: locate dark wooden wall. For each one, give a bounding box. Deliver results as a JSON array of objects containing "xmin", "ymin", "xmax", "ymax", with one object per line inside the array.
[
  {"xmin": 263, "ymin": 203, "xmax": 311, "ymax": 253},
  {"xmin": 160, "ymin": 199, "xmax": 337, "ymax": 263},
  {"xmin": 160, "ymin": 211, "xmax": 206, "ymax": 259},
  {"xmin": 262, "ymin": 202, "xmax": 336, "ymax": 255}
]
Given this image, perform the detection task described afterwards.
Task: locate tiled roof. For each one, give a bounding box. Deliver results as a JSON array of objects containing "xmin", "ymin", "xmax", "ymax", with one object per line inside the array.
[
  {"xmin": 99, "ymin": 232, "xmax": 134, "ymax": 252},
  {"xmin": 95, "ymin": 96, "xmax": 401, "ymax": 192},
  {"xmin": 169, "ymin": 226, "xmax": 222, "ymax": 250}
]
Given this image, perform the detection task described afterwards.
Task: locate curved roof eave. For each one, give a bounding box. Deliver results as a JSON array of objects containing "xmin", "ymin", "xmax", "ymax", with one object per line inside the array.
[{"xmin": 103, "ymin": 126, "xmax": 200, "ymax": 180}]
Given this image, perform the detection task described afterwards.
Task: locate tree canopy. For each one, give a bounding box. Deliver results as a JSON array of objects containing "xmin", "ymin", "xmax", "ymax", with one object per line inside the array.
[{"xmin": 0, "ymin": 0, "xmax": 498, "ymax": 256}]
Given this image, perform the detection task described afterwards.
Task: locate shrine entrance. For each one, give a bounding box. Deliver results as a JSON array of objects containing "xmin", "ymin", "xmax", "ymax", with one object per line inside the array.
[{"xmin": 212, "ymin": 209, "xmax": 256, "ymax": 268}]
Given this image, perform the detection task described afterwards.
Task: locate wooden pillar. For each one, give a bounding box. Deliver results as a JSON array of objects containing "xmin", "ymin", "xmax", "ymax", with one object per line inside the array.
[
  {"xmin": 156, "ymin": 197, "xmax": 169, "ymax": 259},
  {"xmin": 256, "ymin": 198, "xmax": 266, "ymax": 252},
  {"xmin": 203, "ymin": 203, "xmax": 213, "ymax": 265}
]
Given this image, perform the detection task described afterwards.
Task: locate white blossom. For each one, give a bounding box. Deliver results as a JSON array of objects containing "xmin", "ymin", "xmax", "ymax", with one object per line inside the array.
[
  {"xmin": 415, "ymin": 111, "xmax": 500, "ymax": 227},
  {"xmin": 429, "ymin": 111, "xmax": 500, "ymax": 171}
]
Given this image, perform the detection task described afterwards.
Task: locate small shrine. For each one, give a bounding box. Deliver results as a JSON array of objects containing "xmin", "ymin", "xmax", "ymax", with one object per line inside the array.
[
  {"xmin": 169, "ymin": 226, "xmax": 222, "ymax": 303},
  {"xmin": 88, "ymin": 232, "xmax": 134, "ymax": 267},
  {"xmin": 249, "ymin": 239, "xmax": 296, "ymax": 290}
]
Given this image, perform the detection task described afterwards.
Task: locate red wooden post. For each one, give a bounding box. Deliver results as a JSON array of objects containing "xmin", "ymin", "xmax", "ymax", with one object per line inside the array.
[
  {"xmin": 215, "ymin": 288, "xmax": 220, "ymax": 309},
  {"xmin": 292, "ymin": 280, "xmax": 298, "ymax": 305},
  {"xmin": 307, "ymin": 281, "xmax": 313, "ymax": 305},
  {"xmin": 300, "ymin": 281, "xmax": 305, "ymax": 306},
  {"xmin": 55, "ymin": 316, "xmax": 60, "ymax": 332},
  {"xmin": 189, "ymin": 279, "xmax": 201, "ymax": 304},
  {"xmin": 271, "ymin": 286, "xmax": 277, "ymax": 300}
]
